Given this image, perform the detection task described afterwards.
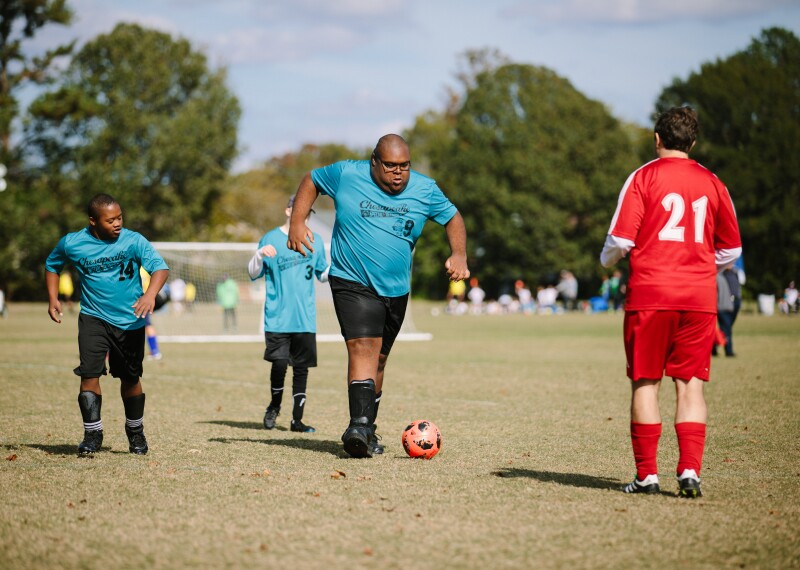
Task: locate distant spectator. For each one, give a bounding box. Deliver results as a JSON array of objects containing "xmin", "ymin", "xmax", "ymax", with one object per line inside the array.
[
  {"xmin": 537, "ymin": 285, "xmax": 558, "ymax": 314},
  {"xmin": 515, "ymin": 280, "xmax": 534, "ymax": 314},
  {"xmin": 610, "ymin": 270, "xmax": 626, "ymax": 312},
  {"xmin": 784, "ymin": 281, "xmax": 799, "ymax": 314},
  {"xmin": 59, "ymin": 270, "xmax": 76, "ymax": 314},
  {"xmin": 446, "ymin": 279, "xmax": 466, "ymax": 314},
  {"xmin": 0, "ymin": 288, "xmax": 6, "ymax": 318},
  {"xmin": 556, "ymin": 270, "xmax": 578, "ymax": 311},
  {"xmin": 216, "ymin": 274, "xmax": 239, "ymax": 332},
  {"xmin": 713, "ymin": 264, "xmax": 741, "ymax": 357},
  {"xmin": 184, "ymin": 281, "xmax": 197, "ymax": 312},
  {"xmin": 170, "ymin": 277, "xmax": 186, "ymax": 315},
  {"xmin": 467, "ymin": 277, "xmax": 485, "ymax": 314},
  {"xmin": 599, "ymin": 274, "xmax": 611, "ymax": 303}
]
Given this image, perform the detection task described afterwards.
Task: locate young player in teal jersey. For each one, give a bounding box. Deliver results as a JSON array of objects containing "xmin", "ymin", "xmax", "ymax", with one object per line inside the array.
[
  {"xmin": 248, "ymin": 195, "xmax": 329, "ymax": 433},
  {"xmin": 46, "ymin": 194, "xmax": 169, "ymax": 456},
  {"xmin": 287, "ymin": 134, "xmax": 470, "ymax": 458}
]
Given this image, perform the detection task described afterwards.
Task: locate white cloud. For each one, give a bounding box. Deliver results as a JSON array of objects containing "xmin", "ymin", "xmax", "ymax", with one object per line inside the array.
[
  {"xmin": 214, "ymin": 24, "xmax": 362, "ymax": 64},
  {"xmin": 501, "ymin": 0, "xmax": 798, "ymax": 25}
]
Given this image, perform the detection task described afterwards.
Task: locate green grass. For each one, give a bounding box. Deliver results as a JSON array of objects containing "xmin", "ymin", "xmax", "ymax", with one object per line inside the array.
[{"xmin": 1, "ymin": 302, "xmax": 799, "ymax": 569}]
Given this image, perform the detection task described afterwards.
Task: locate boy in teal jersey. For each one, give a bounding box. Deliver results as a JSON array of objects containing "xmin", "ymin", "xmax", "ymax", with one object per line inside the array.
[
  {"xmin": 287, "ymin": 134, "xmax": 470, "ymax": 458},
  {"xmin": 248, "ymin": 195, "xmax": 329, "ymax": 433},
  {"xmin": 46, "ymin": 194, "xmax": 169, "ymax": 456}
]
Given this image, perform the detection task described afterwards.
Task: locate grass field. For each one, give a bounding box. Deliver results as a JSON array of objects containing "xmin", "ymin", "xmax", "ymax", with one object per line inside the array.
[{"xmin": 1, "ymin": 302, "xmax": 799, "ymax": 569}]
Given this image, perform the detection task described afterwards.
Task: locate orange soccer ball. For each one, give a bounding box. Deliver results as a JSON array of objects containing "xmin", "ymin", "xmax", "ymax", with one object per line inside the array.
[{"xmin": 401, "ymin": 420, "xmax": 442, "ymax": 459}]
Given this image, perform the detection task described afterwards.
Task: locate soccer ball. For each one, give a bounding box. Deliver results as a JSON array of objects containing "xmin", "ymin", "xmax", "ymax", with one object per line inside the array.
[{"xmin": 401, "ymin": 420, "xmax": 442, "ymax": 459}]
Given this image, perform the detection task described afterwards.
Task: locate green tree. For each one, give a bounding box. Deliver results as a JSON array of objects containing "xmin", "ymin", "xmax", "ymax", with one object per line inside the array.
[
  {"xmin": 0, "ymin": 0, "xmax": 73, "ymax": 152},
  {"xmin": 26, "ymin": 22, "xmax": 240, "ymax": 241},
  {"xmin": 409, "ymin": 50, "xmax": 646, "ymax": 298},
  {"xmin": 655, "ymin": 27, "xmax": 800, "ymax": 295},
  {"xmin": 210, "ymin": 143, "xmax": 364, "ymax": 241},
  {"xmin": 0, "ymin": 0, "xmax": 73, "ymax": 297}
]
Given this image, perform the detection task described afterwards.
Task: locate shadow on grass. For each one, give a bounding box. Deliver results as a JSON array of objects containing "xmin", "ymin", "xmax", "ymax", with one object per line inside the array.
[
  {"xmin": 209, "ymin": 436, "xmax": 344, "ymax": 457},
  {"xmin": 492, "ymin": 468, "xmax": 622, "ymax": 491},
  {"xmin": 201, "ymin": 420, "xmax": 287, "ymax": 431},
  {"xmin": 19, "ymin": 443, "xmax": 79, "ymax": 455}
]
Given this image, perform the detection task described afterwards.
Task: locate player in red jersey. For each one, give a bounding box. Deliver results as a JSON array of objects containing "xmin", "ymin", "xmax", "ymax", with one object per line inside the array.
[{"xmin": 600, "ymin": 107, "xmax": 741, "ymax": 498}]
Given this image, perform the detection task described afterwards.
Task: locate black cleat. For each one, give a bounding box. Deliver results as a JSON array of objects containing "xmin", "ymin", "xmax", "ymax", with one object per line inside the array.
[
  {"xmin": 622, "ymin": 474, "xmax": 660, "ymax": 494},
  {"xmin": 263, "ymin": 407, "xmax": 279, "ymax": 430},
  {"xmin": 369, "ymin": 424, "xmax": 385, "ymax": 455},
  {"xmin": 677, "ymin": 469, "xmax": 703, "ymax": 498},
  {"xmin": 342, "ymin": 421, "xmax": 373, "ymax": 458},
  {"xmin": 126, "ymin": 427, "xmax": 149, "ymax": 455},
  {"xmin": 290, "ymin": 420, "xmax": 316, "ymax": 433},
  {"xmin": 78, "ymin": 429, "xmax": 103, "ymax": 456}
]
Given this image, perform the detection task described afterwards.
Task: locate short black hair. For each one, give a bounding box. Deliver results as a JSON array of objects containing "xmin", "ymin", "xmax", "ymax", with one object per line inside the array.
[
  {"xmin": 654, "ymin": 107, "xmax": 698, "ymax": 153},
  {"xmin": 87, "ymin": 193, "xmax": 119, "ymax": 218}
]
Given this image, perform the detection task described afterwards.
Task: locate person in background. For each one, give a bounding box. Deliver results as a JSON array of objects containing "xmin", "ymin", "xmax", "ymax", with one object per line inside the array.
[
  {"xmin": 59, "ymin": 270, "xmax": 76, "ymax": 314},
  {"xmin": 216, "ymin": 274, "xmax": 239, "ymax": 332},
  {"xmin": 556, "ymin": 270, "xmax": 578, "ymax": 311},
  {"xmin": 784, "ymin": 281, "xmax": 799, "ymax": 314},
  {"xmin": 713, "ymin": 263, "xmax": 741, "ymax": 357},
  {"xmin": 140, "ymin": 267, "xmax": 165, "ymax": 361},
  {"xmin": 467, "ymin": 277, "xmax": 485, "ymax": 315}
]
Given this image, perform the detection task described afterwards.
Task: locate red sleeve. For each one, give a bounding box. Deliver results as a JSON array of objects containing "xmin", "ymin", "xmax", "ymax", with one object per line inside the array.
[
  {"xmin": 714, "ymin": 186, "xmax": 742, "ymax": 250},
  {"xmin": 609, "ymin": 168, "xmax": 645, "ymax": 242}
]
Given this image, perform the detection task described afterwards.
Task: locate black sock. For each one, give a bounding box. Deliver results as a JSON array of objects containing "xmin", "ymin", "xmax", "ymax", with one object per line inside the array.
[
  {"xmin": 269, "ymin": 360, "xmax": 288, "ymax": 409},
  {"xmin": 78, "ymin": 391, "xmax": 103, "ymax": 432},
  {"xmin": 292, "ymin": 367, "xmax": 309, "ymax": 422},
  {"xmin": 123, "ymin": 393, "xmax": 146, "ymax": 433},
  {"xmin": 348, "ymin": 379, "xmax": 376, "ymax": 426}
]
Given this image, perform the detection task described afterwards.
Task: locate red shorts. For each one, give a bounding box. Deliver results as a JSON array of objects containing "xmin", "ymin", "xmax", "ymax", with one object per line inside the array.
[{"xmin": 623, "ymin": 310, "xmax": 716, "ymax": 382}]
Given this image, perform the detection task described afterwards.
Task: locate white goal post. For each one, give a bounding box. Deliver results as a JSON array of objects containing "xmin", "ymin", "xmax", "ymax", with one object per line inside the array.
[{"xmin": 150, "ymin": 242, "xmax": 431, "ymax": 343}]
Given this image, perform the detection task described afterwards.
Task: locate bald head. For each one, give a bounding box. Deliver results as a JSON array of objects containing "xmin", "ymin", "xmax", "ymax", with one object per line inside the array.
[
  {"xmin": 371, "ymin": 134, "xmax": 412, "ymax": 195},
  {"xmin": 373, "ymin": 134, "xmax": 409, "ymax": 158}
]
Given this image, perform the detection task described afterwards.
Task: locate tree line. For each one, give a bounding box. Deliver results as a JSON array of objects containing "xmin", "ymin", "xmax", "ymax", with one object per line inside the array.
[{"xmin": 1, "ymin": 1, "xmax": 797, "ymax": 300}]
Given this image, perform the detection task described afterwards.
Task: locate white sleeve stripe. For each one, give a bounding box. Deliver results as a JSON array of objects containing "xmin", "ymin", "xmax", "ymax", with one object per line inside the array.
[
  {"xmin": 716, "ymin": 247, "xmax": 742, "ymax": 267},
  {"xmin": 607, "ymin": 159, "xmax": 658, "ymax": 233}
]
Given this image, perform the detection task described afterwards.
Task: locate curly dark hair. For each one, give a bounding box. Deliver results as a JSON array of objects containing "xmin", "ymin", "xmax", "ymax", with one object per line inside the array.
[{"xmin": 654, "ymin": 107, "xmax": 698, "ymax": 153}]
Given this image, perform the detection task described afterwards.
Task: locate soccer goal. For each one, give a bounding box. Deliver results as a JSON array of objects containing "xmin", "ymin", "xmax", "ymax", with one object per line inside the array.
[{"xmin": 150, "ymin": 242, "xmax": 431, "ymax": 343}]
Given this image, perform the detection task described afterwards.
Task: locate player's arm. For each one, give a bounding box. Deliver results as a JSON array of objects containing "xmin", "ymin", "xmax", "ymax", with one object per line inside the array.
[
  {"xmin": 248, "ymin": 245, "xmax": 276, "ymax": 280},
  {"xmin": 715, "ymin": 247, "xmax": 742, "ymax": 268},
  {"xmin": 45, "ymin": 270, "xmax": 63, "ymax": 324},
  {"xmin": 133, "ymin": 269, "xmax": 169, "ymax": 318},
  {"xmin": 443, "ymin": 211, "xmax": 470, "ymax": 281},
  {"xmin": 600, "ymin": 234, "xmax": 636, "ymax": 268},
  {"xmin": 287, "ymin": 174, "xmax": 319, "ymax": 257}
]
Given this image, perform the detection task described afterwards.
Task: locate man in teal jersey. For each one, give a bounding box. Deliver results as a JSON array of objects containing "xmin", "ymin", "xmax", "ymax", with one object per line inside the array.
[
  {"xmin": 248, "ymin": 195, "xmax": 329, "ymax": 433},
  {"xmin": 287, "ymin": 134, "xmax": 469, "ymax": 458},
  {"xmin": 46, "ymin": 194, "xmax": 169, "ymax": 456}
]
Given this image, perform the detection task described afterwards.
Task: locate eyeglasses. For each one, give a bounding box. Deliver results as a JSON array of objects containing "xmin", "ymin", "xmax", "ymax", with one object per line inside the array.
[{"xmin": 376, "ymin": 157, "xmax": 411, "ymax": 172}]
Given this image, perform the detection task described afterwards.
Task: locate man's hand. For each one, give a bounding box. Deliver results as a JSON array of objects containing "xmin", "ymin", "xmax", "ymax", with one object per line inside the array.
[
  {"xmin": 48, "ymin": 301, "xmax": 63, "ymax": 324},
  {"xmin": 287, "ymin": 224, "xmax": 314, "ymax": 257},
  {"xmin": 445, "ymin": 254, "xmax": 470, "ymax": 282}
]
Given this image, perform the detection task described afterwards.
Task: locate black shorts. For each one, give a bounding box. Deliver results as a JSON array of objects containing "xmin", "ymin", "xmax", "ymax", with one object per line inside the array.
[
  {"xmin": 329, "ymin": 276, "xmax": 408, "ymax": 356},
  {"xmin": 264, "ymin": 332, "xmax": 317, "ymax": 367},
  {"xmin": 74, "ymin": 314, "xmax": 145, "ymax": 380}
]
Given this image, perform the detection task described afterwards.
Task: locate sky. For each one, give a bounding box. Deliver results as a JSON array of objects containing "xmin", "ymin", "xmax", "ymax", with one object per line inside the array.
[{"xmin": 28, "ymin": 0, "xmax": 800, "ymax": 172}]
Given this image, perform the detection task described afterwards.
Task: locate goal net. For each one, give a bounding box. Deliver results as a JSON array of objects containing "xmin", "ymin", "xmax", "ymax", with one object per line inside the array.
[{"xmin": 150, "ymin": 242, "xmax": 431, "ymax": 343}]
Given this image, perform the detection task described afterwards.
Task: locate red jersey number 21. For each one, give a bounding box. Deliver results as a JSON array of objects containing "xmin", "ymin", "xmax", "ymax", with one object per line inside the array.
[{"xmin": 658, "ymin": 193, "xmax": 708, "ymax": 244}]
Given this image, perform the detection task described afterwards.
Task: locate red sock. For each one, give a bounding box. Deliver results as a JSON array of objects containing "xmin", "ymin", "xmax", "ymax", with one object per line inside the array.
[
  {"xmin": 675, "ymin": 422, "xmax": 706, "ymax": 475},
  {"xmin": 630, "ymin": 422, "xmax": 662, "ymax": 480}
]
